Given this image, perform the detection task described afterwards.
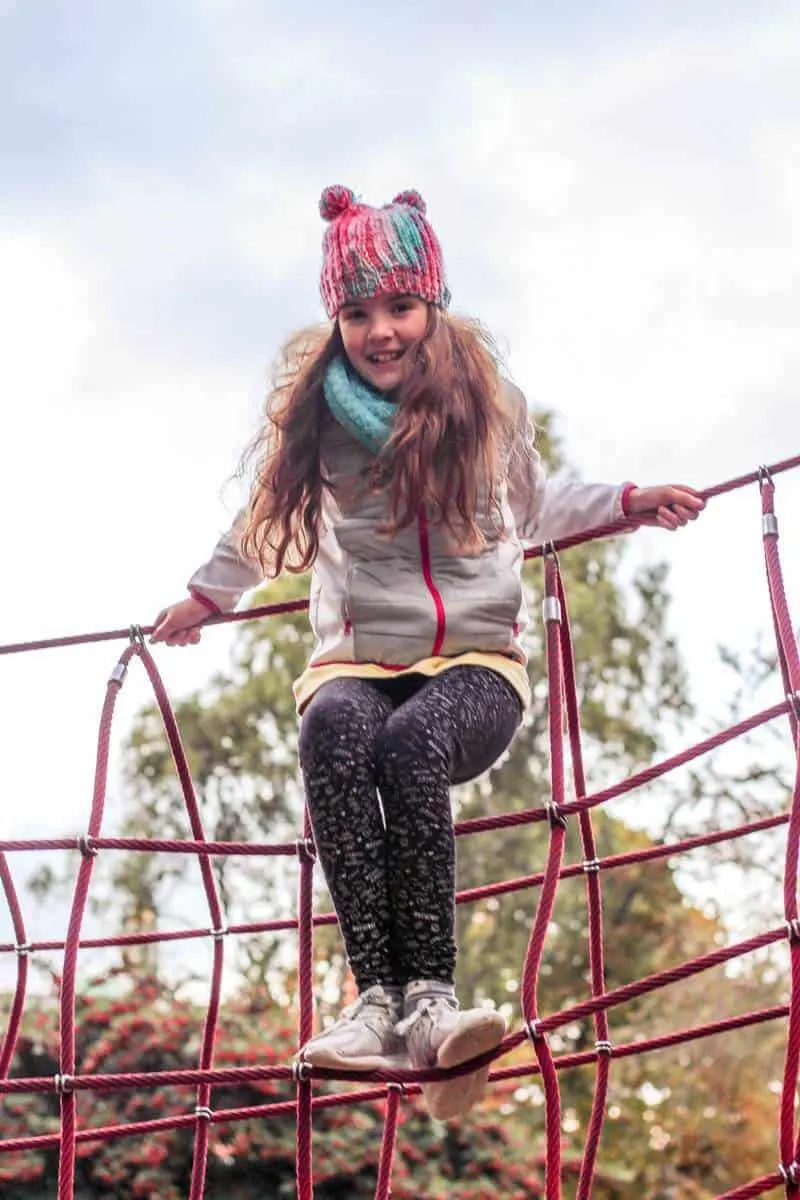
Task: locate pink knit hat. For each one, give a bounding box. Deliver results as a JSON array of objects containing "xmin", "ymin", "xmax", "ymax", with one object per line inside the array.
[{"xmin": 319, "ymin": 186, "xmax": 450, "ymax": 319}]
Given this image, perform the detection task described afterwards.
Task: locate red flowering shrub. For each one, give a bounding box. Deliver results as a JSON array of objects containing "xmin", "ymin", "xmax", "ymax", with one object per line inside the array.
[{"xmin": 1, "ymin": 973, "xmax": 542, "ymax": 1198}]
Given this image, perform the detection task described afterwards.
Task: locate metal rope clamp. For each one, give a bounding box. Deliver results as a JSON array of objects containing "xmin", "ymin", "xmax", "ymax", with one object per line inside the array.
[
  {"xmin": 128, "ymin": 624, "xmax": 146, "ymax": 648},
  {"xmin": 292, "ymin": 1059, "xmax": 311, "ymax": 1083},
  {"xmin": 54, "ymin": 1073, "xmax": 74, "ymax": 1095},
  {"xmin": 595, "ymin": 1039, "xmax": 613, "ymax": 1057},
  {"xmin": 195, "ymin": 1105, "xmax": 213, "ymax": 1121},
  {"xmin": 76, "ymin": 835, "xmax": 98, "ymax": 859},
  {"xmin": 546, "ymin": 801, "xmax": 568, "ymax": 831},
  {"xmin": 295, "ymin": 837, "xmax": 316, "ymax": 863},
  {"xmin": 786, "ymin": 919, "xmax": 800, "ymax": 944},
  {"xmin": 779, "ymin": 1161, "xmax": 799, "ymax": 1187},
  {"xmin": 524, "ymin": 1018, "xmax": 543, "ymax": 1044},
  {"xmin": 109, "ymin": 659, "xmax": 129, "ymax": 686},
  {"xmin": 542, "ymin": 596, "xmax": 562, "ymax": 626}
]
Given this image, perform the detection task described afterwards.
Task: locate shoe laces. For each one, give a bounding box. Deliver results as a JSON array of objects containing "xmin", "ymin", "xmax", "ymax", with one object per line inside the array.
[
  {"xmin": 341, "ymin": 986, "xmax": 397, "ymax": 1023},
  {"xmin": 395, "ymin": 996, "xmax": 455, "ymax": 1038}
]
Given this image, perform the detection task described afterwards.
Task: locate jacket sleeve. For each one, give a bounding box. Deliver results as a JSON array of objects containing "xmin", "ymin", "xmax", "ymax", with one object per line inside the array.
[
  {"xmin": 187, "ymin": 510, "xmax": 265, "ymax": 613},
  {"xmin": 505, "ymin": 383, "xmax": 626, "ymax": 545}
]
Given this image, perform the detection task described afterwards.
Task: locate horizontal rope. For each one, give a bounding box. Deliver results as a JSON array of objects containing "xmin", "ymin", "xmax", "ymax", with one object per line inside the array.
[
  {"xmin": 0, "ymin": 1004, "xmax": 786, "ymax": 1156},
  {"xmin": 0, "ymin": 810, "xmax": 786, "ymax": 959},
  {"xmin": 0, "ymin": 926, "xmax": 784, "ymax": 1103},
  {"xmin": 2, "ymin": 453, "xmax": 798, "ymax": 659}
]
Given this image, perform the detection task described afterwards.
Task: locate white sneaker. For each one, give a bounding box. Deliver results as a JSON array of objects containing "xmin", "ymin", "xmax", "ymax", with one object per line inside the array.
[
  {"xmin": 299, "ymin": 984, "xmax": 408, "ymax": 1072},
  {"xmin": 397, "ymin": 988, "xmax": 506, "ymax": 1120}
]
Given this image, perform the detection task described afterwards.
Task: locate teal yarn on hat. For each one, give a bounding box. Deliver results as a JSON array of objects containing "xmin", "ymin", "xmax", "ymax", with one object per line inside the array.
[{"xmin": 319, "ymin": 187, "xmax": 450, "ymax": 318}]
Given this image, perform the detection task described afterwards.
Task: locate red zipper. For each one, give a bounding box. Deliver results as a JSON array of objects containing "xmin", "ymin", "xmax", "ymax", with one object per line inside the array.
[{"xmin": 417, "ymin": 506, "xmax": 446, "ymax": 656}]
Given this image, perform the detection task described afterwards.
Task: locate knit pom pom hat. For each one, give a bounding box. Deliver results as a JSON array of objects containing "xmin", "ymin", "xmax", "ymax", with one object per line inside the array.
[{"xmin": 319, "ymin": 186, "xmax": 450, "ymax": 318}]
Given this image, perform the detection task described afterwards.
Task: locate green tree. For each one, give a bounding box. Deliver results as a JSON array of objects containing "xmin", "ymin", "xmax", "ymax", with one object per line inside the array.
[{"xmin": 12, "ymin": 417, "xmax": 792, "ymax": 1195}]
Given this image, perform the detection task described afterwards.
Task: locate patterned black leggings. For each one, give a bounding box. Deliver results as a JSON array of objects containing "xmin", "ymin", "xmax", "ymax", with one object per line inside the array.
[{"xmin": 298, "ymin": 666, "xmax": 521, "ymax": 990}]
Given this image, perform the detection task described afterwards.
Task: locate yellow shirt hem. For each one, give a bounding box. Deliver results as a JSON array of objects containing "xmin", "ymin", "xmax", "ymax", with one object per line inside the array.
[{"xmin": 293, "ymin": 652, "xmax": 531, "ymax": 714}]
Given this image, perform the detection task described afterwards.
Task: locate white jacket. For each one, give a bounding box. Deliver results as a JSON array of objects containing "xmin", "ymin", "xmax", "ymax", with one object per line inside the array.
[{"xmin": 189, "ymin": 383, "xmax": 625, "ymax": 670}]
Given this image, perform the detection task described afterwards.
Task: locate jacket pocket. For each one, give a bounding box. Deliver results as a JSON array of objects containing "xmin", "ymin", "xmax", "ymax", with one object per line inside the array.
[
  {"xmin": 434, "ymin": 547, "xmax": 523, "ymax": 655},
  {"xmin": 346, "ymin": 561, "xmax": 438, "ymax": 664}
]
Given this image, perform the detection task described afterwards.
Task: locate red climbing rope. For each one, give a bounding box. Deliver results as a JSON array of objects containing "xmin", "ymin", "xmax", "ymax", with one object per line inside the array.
[
  {"xmin": 2, "ymin": 451, "xmax": 798, "ymax": 662},
  {"xmin": 0, "ymin": 452, "xmax": 799, "ymax": 1198}
]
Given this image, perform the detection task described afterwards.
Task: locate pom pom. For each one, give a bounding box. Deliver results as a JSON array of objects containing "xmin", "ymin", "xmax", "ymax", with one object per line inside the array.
[
  {"xmin": 319, "ymin": 185, "xmax": 357, "ymax": 221},
  {"xmin": 392, "ymin": 189, "xmax": 427, "ymax": 215}
]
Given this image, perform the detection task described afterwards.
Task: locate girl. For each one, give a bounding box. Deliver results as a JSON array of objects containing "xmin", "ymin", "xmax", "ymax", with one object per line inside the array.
[{"xmin": 151, "ymin": 186, "xmax": 704, "ymax": 1119}]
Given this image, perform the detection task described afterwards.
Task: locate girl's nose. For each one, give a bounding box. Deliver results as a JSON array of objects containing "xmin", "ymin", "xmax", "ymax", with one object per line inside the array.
[{"xmin": 367, "ymin": 314, "xmax": 393, "ymax": 340}]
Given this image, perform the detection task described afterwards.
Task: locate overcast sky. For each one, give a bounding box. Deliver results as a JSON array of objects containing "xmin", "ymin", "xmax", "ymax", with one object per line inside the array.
[{"xmin": 1, "ymin": 1, "xmax": 799, "ymax": 964}]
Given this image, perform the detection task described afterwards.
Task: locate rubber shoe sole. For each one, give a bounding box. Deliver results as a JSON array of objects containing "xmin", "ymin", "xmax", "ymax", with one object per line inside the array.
[
  {"xmin": 299, "ymin": 1043, "xmax": 410, "ymax": 1073},
  {"xmin": 421, "ymin": 1010, "xmax": 506, "ymax": 1120}
]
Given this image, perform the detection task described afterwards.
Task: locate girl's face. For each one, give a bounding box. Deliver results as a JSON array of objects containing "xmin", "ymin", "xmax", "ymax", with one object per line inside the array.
[{"xmin": 338, "ymin": 294, "xmax": 429, "ymax": 393}]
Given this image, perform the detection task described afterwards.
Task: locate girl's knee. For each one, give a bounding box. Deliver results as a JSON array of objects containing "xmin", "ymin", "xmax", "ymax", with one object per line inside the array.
[
  {"xmin": 300, "ymin": 687, "xmax": 336, "ymax": 734},
  {"xmin": 375, "ymin": 717, "xmax": 452, "ymax": 786},
  {"xmin": 298, "ymin": 687, "xmax": 354, "ymax": 763},
  {"xmin": 299, "ymin": 679, "xmax": 389, "ymax": 767}
]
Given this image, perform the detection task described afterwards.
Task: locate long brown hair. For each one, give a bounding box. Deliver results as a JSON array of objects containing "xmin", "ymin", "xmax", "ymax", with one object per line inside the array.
[{"xmin": 240, "ymin": 306, "xmax": 509, "ymax": 575}]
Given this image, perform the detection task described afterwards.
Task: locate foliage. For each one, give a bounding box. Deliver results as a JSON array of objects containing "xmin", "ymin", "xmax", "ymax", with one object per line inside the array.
[
  {"xmin": 2, "ymin": 972, "xmax": 556, "ymax": 1199},
  {"xmin": 10, "ymin": 415, "xmax": 793, "ymax": 1195}
]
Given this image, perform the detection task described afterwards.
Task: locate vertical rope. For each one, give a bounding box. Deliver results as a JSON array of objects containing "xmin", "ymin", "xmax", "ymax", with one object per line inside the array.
[
  {"xmin": 760, "ymin": 476, "xmax": 800, "ymax": 740},
  {"xmin": 136, "ymin": 641, "xmax": 229, "ymax": 1200},
  {"xmin": 555, "ymin": 568, "xmax": 612, "ymax": 1197},
  {"xmin": 374, "ymin": 1085, "xmax": 402, "ymax": 1200},
  {"xmin": 0, "ymin": 855, "xmax": 28, "ymax": 1078},
  {"xmin": 296, "ymin": 810, "xmax": 316, "ymax": 1199},
  {"xmin": 758, "ymin": 476, "xmax": 800, "ymax": 1188},
  {"xmin": 57, "ymin": 642, "xmax": 137, "ymax": 1199},
  {"xmin": 520, "ymin": 552, "xmax": 568, "ymax": 1198}
]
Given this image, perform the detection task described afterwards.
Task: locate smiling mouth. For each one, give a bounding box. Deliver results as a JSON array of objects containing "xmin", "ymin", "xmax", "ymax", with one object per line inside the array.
[{"xmin": 367, "ymin": 350, "xmax": 404, "ymax": 364}]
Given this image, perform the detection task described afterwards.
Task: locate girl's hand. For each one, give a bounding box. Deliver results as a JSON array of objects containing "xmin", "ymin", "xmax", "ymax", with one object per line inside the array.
[
  {"xmin": 626, "ymin": 485, "xmax": 706, "ymax": 531},
  {"xmin": 150, "ymin": 596, "xmax": 213, "ymax": 646}
]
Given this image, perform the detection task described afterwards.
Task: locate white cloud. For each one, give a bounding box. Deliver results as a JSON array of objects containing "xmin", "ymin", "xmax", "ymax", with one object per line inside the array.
[
  {"xmin": 0, "ymin": 235, "xmax": 95, "ymax": 399},
  {"xmin": 425, "ymin": 17, "xmax": 799, "ymax": 470}
]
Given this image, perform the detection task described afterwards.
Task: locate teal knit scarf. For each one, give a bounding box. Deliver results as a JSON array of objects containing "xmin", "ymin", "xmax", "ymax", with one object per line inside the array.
[{"xmin": 323, "ymin": 357, "xmax": 396, "ymax": 455}]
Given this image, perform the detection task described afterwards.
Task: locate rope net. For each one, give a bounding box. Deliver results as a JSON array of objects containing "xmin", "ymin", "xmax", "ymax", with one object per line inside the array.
[{"xmin": 0, "ymin": 453, "xmax": 799, "ymax": 1199}]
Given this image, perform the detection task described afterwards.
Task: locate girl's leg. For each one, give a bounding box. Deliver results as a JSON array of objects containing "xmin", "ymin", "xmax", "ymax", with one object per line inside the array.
[
  {"xmin": 376, "ymin": 666, "xmax": 520, "ymax": 1116},
  {"xmin": 374, "ymin": 665, "xmax": 521, "ymax": 985},
  {"xmin": 375, "ymin": 665, "xmax": 520, "ymax": 1117},
  {"xmin": 298, "ymin": 676, "xmax": 396, "ymax": 991}
]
